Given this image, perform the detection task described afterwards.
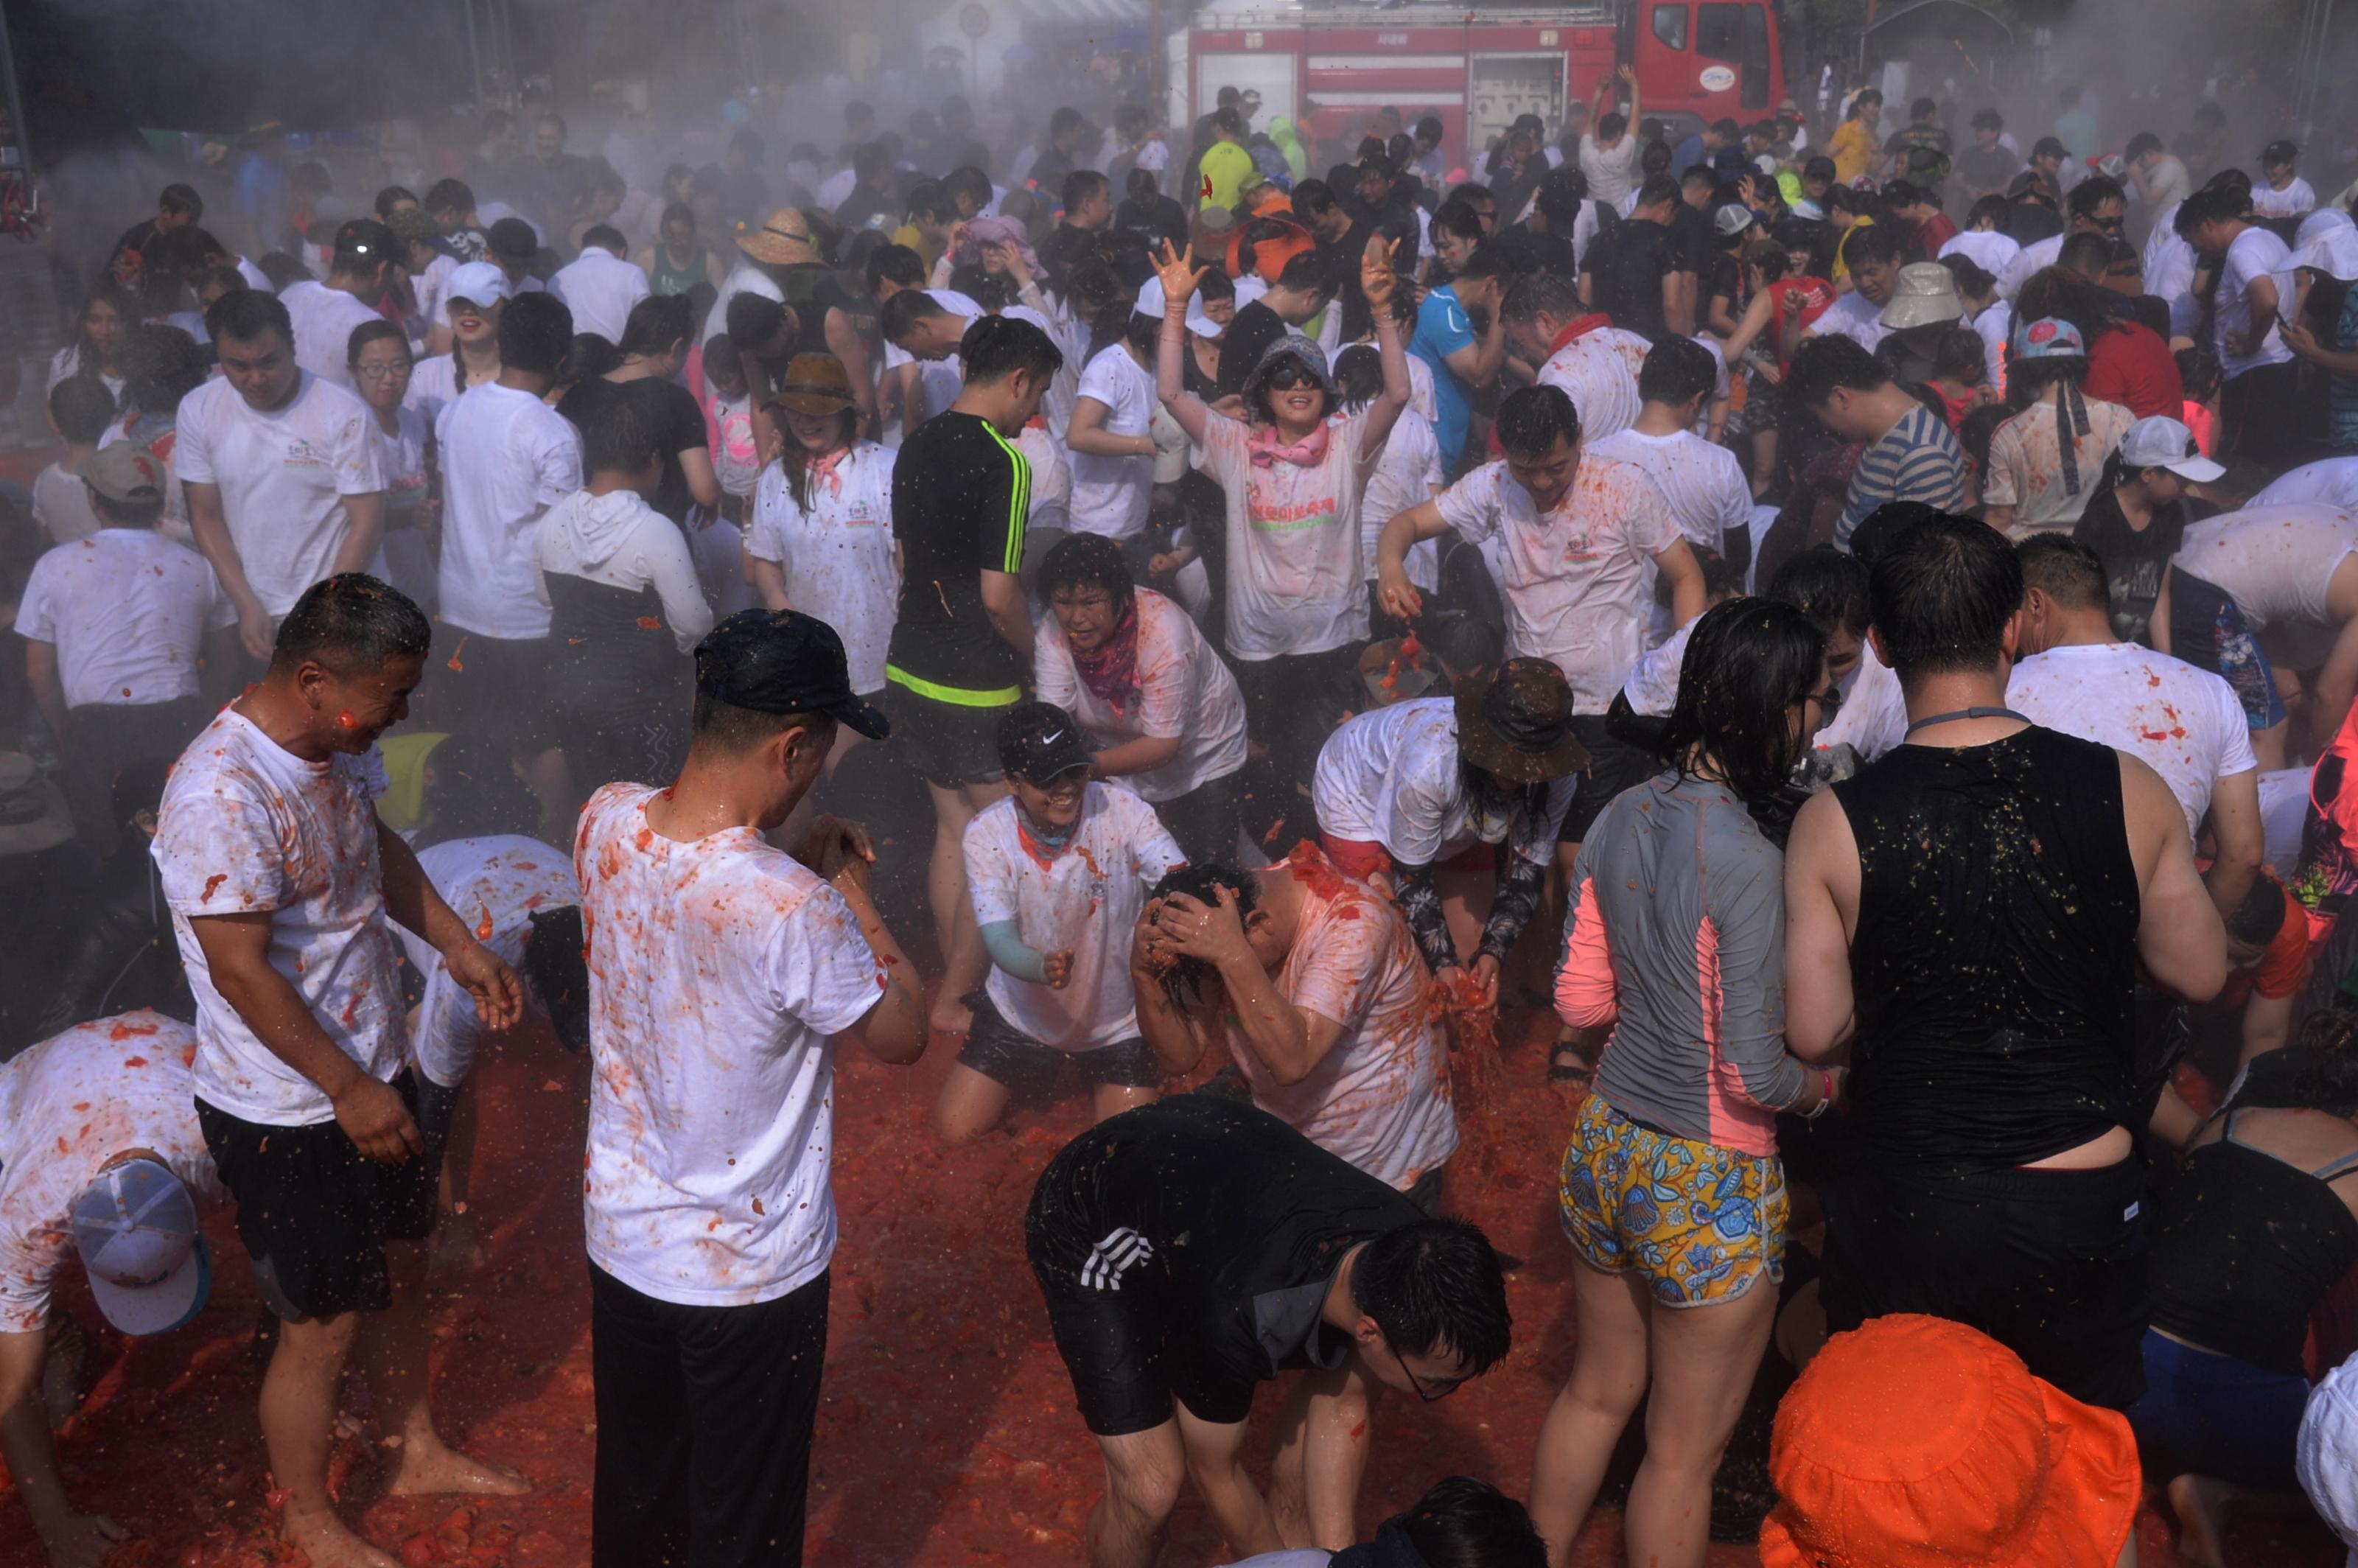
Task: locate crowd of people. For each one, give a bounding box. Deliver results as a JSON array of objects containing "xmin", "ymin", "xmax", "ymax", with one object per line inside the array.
[{"xmin": 12, "ymin": 61, "xmax": 2358, "ymax": 1568}]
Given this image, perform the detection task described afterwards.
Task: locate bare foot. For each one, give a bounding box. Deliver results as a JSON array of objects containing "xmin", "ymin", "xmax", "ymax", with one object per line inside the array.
[
  {"xmin": 2166, "ymin": 1473, "xmax": 2231, "ymax": 1568},
  {"xmin": 385, "ymin": 1435, "xmax": 531, "ymax": 1498},
  {"xmin": 284, "ymin": 1507, "xmax": 404, "ymax": 1568}
]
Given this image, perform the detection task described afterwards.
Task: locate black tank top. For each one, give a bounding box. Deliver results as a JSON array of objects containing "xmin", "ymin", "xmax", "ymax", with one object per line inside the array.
[
  {"xmin": 1831, "ymin": 727, "xmax": 2141, "ymax": 1168},
  {"xmin": 2149, "ymin": 1111, "xmax": 2358, "ymax": 1375}
]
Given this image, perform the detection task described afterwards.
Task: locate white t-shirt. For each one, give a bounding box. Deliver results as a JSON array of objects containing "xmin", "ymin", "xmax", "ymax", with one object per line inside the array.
[
  {"xmin": 1068, "ymin": 345, "xmax": 1157, "ymax": 539},
  {"xmin": 2253, "ymin": 458, "xmax": 2358, "ymax": 514},
  {"xmin": 1578, "ymin": 134, "xmax": 1642, "ymax": 206},
  {"xmin": 2253, "ymin": 177, "xmax": 2318, "ymax": 219},
  {"xmin": 17, "ymin": 529, "xmax": 235, "ymax": 707},
  {"xmin": 410, "ymin": 252, "xmax": 458, "ymax": 344},
  {"xmin": 2145, "ymin": 205, "xmax": 2199, "ymax": 322},
  {"xmin": 172, "ymin": 373, "xmax": 385, "ymax": 618},
  {"xmin": 549, "ymin": 248, "xmax": 654, "ymax": 343},
  {"xmin": 965, "ymin": 785, "xmax": 1184, "ymax": 1051},
  {"xmin": 0, "ymin": 1014, "xmax": 220, "ymax": 1333},
  {"xmin": 1939, "ymin": 228, "xmax": 2021, "ymax": 278},
  {"xmin": 575, "ymin": 783, "xmax": 885, "ymax": 1306},
  {"xmin": 30, "ymin": 461, "xmax": 101, "ymax": 546},
  {"xmin": 2174, "ymin": 503, "xmax": 2358, "ymax": 648},
  {"xmin": 154, "ymin": 711, "xmax": 402, "ymax": 1127},
  {"xmin": 2007, "ymin": 642, "xmax": 2256, "ymax": 841},
  {"xmin": 1587, "ymin": 427, "xmax": 1752, "ymax": 554},
  {"xmin": 1238, "ymin": 862, "xmax": 1458, "ymax": 1189},
  {"xmin": 1973, "ymin": 299, "xmax": 2015, "ymax": 393},
  {"xmin": 1033, "ymin": 588, "xmax": 1250, "ymax": 802},
  {"xmin": 1813, "ymin": 638, "xmax": 1907, "ymax": 763},
  {"xmin": 745, "ymin": 444, "xmax": 901, "ymax": 693},
  {"xmin": 1997, "ymin": 233, "xmax": 2065, "ymax": 301},
  {"xmin": 1981, "ymin": 395, "xmax": 2138, "ymax": 537},
  {"xmin": 280, "ymin": 280, "xmax": 391, "ymax": 391},
  {"xmin": 534, "ymin": 488, "xmax": 718, "ymax": 654},
  {"xmin": 703, "ymin": 260, "xmax": 785, "ymax": 345},
  {"xmin": 1433, "ymin": 455, "xmax": 1683, "ymax": 713},
  {"xmin": 1622, "ymin": 613, "xmax": 1696, "ymax": 715},
  {"xmin": 1360, "ymin": 404, "xmax": 1443, "ymax": 592},
  {"xmin": 1016, "ymin": 422, "xmax": 1074, "ymax": 532},
  {"xmin": 1312, "ymin": 697, "xmax": 1575, "ymax": 867},
  {"xmin": 2217, "ymin": 225, "xmax": 2296, "ymax": 378},
  {"xmin": 47, "ymin": 346, "xmax": 125, "ymax": 406},
  {"xmin": 435, "ymin": 381, "xmax": 584, "ymax": 639},
  {"xmin": 1805, "ymin": 290, "xmax": 1892, "ymax": 351},
  {"xmin": 400, "ymin": 351, "xmax": 469, "ymax": 429},
  {"xmin": 1536, "ymin": 329, "xmax": 1644, "ymax": 444},
  {"xmin": 394, "ymin": 835, "xmax": 578, "ymax": 1090},
  {"xmin": 369, "ymin": 403, "xmax": 432, "ymax": 525},
  {"xmin": 1197, "ymin": 409, "xmax": 1379, "ymax": 662},
  {"xmin": 884, "ymin": 289, "xmax": 985, "ymax": 422}
]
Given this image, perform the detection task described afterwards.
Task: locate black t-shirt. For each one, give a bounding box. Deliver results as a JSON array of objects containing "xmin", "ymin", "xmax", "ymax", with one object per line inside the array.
[
  {"xmin": 887, "ymin": 411, "xmax": 1032, "ymax": 699},
  {"xmin": 1493, "ymin": 225, "xmax": 1576, "ymax": 281},
  {"xmin": 1581, "ymin": 217, "xmax": 1683, "ymax": 342},
  {"xmin": 1667, "ymin": 204, "xmax": 1717, "ymax": 276},
  {"xmin": 1029, "ymin": 1096, "xmax": 1427, "ymax": 1414},
  {"xmin": 556, "ymin": 376, "xmax": 711, "ymax": 528},
  {"xmin": 1219, "ymin": 298, "xmax": 1287, "ymax": 400},
  {"xmin": 1119, "ymin": 194, "xmax": 1191, "ymax": 256}
]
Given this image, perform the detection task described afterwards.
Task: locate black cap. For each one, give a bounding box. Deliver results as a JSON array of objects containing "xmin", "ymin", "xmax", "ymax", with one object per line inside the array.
[
  {"xmin": 2264, "ymin": 139, "xmax": 2300, "ymax": 165},
  {"xmin": 996, "ymin": 701, "xmax": 1092, "ymax": 784},
  {"xmin": 487, "ymin": 215, "xmax": 539, "ymax": 262},
  {"xmin": 335, "ymin": 217, "xmax": 396, "ymax": 266},
  {"xmin": 693, "ymin": 609, "xmax": 889, "ymax": 739}
]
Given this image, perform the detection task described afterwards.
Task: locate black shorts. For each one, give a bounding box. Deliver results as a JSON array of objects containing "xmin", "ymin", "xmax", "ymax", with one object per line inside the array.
[
  {"xmin": 958, "ymin": 990, "xmax": 1160, "ymax": 1096},
  {"xmin": 1819, "ymin": 1153, "xmax": 2149, "ymax": 1411},
  {"xmin": 436, "ymin": 631, "xmax": 552, "ymax": 754},
  {"xmin": 1152, "ymin": 771, "xmax": 1243, "ymax": 866},
  {"xmin": 195, "ymin": 1069, "xmax": 441, "ymax": 1321},
  {"xmin": 883, "ymin": 682, "xmax": 1012, "ymax": 789},
  {"xmin": 1558, "ymin": 715, "xmax": 1656, "ymax": 844},
  {"xmin": 1024, "ymin": 1175, "xmax": 1251, "ymax": 1436}
]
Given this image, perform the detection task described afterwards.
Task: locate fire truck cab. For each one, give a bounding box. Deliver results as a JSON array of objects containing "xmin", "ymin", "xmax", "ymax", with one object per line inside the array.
[{"xmin": 1167, "ymin": 0, "xmax": 1788, "ymax": 174}]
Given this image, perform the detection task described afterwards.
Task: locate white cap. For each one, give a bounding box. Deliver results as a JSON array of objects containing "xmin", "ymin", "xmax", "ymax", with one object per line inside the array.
[
  {"xmin": 2299, "ymin": 1353, "xmax": 2358, "ymax": 1560},
  {"xmin": 71, "ymin": 1158, "xmax": 211, "ymax": 1336},
  {"xmin": 2118, "ymin": 415, "xmax": 2227, "ymax": 483},
  {"xmin": 443, "ymin": 260, "xmax": 513, "ymax": 318}
]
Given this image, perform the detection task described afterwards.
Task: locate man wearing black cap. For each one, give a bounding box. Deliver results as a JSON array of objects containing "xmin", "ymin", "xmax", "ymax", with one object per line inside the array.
[
  {"xmin": 281, "ymin": 219, "xmax": 407, "ymax": 391},
  {"xmin": 486, "ymin": 216, "xmax": 548, "ymax": 298},
  {"xmin": 575, "ymin": 608, "xmax": 926, "ymax": 1568}
]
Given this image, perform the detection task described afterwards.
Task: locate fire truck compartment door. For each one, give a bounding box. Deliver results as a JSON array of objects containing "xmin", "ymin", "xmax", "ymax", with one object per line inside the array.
[
  {"xmin": 1467, "ymin": 54, "xmax": 1566, "ymax": 160},
  {"xmin": 1197, "ymin": 53, "xmax": 1297, "ymax": 125}
]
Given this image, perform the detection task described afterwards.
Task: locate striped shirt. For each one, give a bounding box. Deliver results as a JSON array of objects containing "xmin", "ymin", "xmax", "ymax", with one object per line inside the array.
[{"xmin": 1836, "ymin": 406, "xmax": 1968, "ymax": 549}]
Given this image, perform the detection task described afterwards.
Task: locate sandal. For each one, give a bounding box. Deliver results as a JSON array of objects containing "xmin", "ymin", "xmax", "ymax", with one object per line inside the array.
[{"xmin": 1547, "ymin": 1042, "xmax": 1594, "ymax": 1085}]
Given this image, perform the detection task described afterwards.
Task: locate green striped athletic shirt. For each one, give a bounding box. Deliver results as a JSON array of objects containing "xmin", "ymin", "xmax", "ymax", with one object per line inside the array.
[{"xmin": 886, "ymin": 411, "xmax": 1032, "ymax": 706}]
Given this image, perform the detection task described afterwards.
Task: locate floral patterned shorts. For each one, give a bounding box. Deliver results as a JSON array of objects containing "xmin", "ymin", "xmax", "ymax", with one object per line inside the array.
[{"xmin": 1558, "ymin": 1093, "xmax": 1788, "ymax": 1307}]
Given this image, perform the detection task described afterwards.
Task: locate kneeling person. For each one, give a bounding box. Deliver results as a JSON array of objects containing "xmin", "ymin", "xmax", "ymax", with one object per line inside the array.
[
  {"xmin": 939, "ymin": 702, "xmax": 1187, "ymax": 1141},
  {"xmin": 1026, "ymin": 1096, "xmax": 1511, "ymax": 1567}
]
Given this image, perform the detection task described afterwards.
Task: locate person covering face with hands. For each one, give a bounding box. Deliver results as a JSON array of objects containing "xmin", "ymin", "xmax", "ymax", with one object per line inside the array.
[{"xmin": 152, "ymin": 574, "xmax": 527, "ymax": 1568}]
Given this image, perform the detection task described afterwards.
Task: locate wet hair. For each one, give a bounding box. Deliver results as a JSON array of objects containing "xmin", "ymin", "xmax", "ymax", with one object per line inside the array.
[
  {"xmin": 2068, "ymin": 176, "xmax": 2125, "ymax": 220},
  {"xmin": 2174, "ymin": 188, "xmax": 2246, "ymax": 237},
  {"xmin": 1433, "ymin": 201, "xmax": 1486, "ymax": 245},
  {"xmin": 960, "ymin": 313, "xmax": 1065, "ymax": 383},
  {"xmin": 565, "ymin": 333, "xmax": 620, "ymax": 386},
  {"xmin": 614, "ymin": 293, "xmax": 692, "ymax": 361},
  {"xmin": 2177, "ymin": 343, "xmax": 2222, "ymax": 402},
  {"xmin": 2017, "ymin": 533, "xmax": 2109, "ymax": 612},
  {"xmin": 423, "ymin": 178, "xmax": 475, "ymax": 216},
  {"xmin": 1638, "ymin": 337, "xmax": 1718, "ymax": 406},
  {"xmin": 1634, "ymin": 173, "xmax": 1679, "ymax": 211},
  {"xmin": 580, "ymin": 224, "xmax": 628, "ymax": 256},
  {"xmin": 1656, "ymin": 597, "xmax": 1827, "ymax": 808},
  {"xmin": 1965, "ymin": 194, "xmax": 2014, "ymax": 234},
  {"xmin": 1785, "ymin": 333, "xmax": 1892, "ymax": 408},
  {"xmin": 1354, "ymin": 1217, "xmax": 1512, "ymax": 1376},
  {"xmin": 47, "ymin": 375, "xmax": 116, "ymax": 444},
  {"xmin": 1388, "ymin": 1479, "xmax": 1545, "ymax": 1568},
  {"xmin": 1292, "ymin": 177, "xmax": 1337, "ymax": 220},
  {"xmin": 497, "ymin": 291, "xmax": 573, "ymax": 375},
  {"xmin": 1534, "ymin": 167, "xmax": 1587, "ymax": 231},
  {"xmin": 2286, "ymin": 1007, "xmax": 2358, "ymax": 1116},
  {"xmin": 272, "ymin": 573, "xmax": 432, "ymax": 676},
  {"xmin": 207, "ymin": 285, "xmax": 292, "ymax": 348},
  {"xmin": 1061, "ymin": 169, "xmax": 1108, "ymax": 216},
  {"xmin": 121, "ymin": 323, "xmax": 209, "ymax": 414},
  {"xmin": 584, "ymin": 377, "xmax": 670, "ymax": 476},
  {"xmin": 1956, "ymin": 402, "xmax": 2012, "ymax": 474},
  {"xmin": 1868, "ymin": 511, "xmax": 2021, "ymax": 682},
  {"xmin": 1840, "ymin": 223, "xmax": 1905, "ymax": 271},
  {"xmin": 1496, "ymin": 383, "xmax": 1581, "ymax": 457},
  {"xmin": 1939, "ymin": 250, "xmax": 1998, "ymax": 301},
  {"xmin": 726, "ymin": 293, "xmax": 791, "ymax": 353},
  {"xmin": 878, "ymin": 288, "xmax": 948, "ymax": 345},
  {"xmin": 1598, "ymin": 112, "xmax": 1628, "ymax": 140},
  {"xmin": 345, "ymin": 317, "xmax": 410, "ymax": 371},
  {"xmin": 1768, "ymin": 545, "xmax": 1871, "ymax": 635},
  {"xmin": 2227, "ymin": 872, "xmax": 2290, "ymax": 949},
  {"xmin": 1500, "ymin": 268, "xmax": 1581, "ymax": 325},
  {"xmin": 1931, "ymin": 326, "xmax": 1987, "ymax": 384},
  {"xmin": 1146, "ymin": 864, "xmax": 1261, "ymax": 1004},
  {"xmin": 1334, "ymin": 343, "xmax": 1383, "ymax": 412},
  {"xmin": 1038, "ymin": 532, "xmax": 1136, "ymax": 621},
  {"xmin": 1741, "ymin": 237, "xmax": 1791, "ymax": 281}
]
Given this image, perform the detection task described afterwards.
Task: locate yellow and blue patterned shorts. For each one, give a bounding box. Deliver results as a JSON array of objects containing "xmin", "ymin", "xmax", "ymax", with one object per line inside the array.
[{"xmin": 1558, "ymin": 1093, "xmax": 1788, "ymax": 1307}]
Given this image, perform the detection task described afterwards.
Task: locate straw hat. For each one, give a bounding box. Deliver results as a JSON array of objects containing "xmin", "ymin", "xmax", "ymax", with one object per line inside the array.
[
  {"xmin": 774, "ymin": 353, "xmax": 857, "ymax": 416},
  {"xmin": 1760, "ymin": 1315, "xmax": 2141, "ymax": 1568},
  {"xmin": 737, "ymin": 206, "xmax": 819, "ymax": 267},
  {"xmin": 1452, "ymin": 659, "xmax": 1588, "ymax": 785}
]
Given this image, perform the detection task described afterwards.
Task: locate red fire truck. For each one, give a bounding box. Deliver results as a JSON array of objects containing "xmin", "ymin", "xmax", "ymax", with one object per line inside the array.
[{"xmin": 1165, "ymin": 0, "xmax": 1791, "ymax": 172}]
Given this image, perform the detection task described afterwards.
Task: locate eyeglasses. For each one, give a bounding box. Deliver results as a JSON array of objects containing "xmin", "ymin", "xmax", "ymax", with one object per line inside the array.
[
  {"xmin": 2091, "ymin": 216, "xmax": 2126, "ymax": 233},
  {"xmin": 1264, "ymin": 363, "xmax": 1318, "ymax": 391},
  {"xmin": 1389, "ymin": 1337, "xmax": 1466, "ymax": 1403},
  {"xmin": 352, "ymin": 362, "xmax": 410, "ymax": 381},
  {"xmin": 1805, "ymin": 685, "xmax": 1842, "ymax": 720}
]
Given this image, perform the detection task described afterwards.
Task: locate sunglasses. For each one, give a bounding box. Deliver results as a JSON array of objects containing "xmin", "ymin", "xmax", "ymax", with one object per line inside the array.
[{"xmin": 1264, "ymin": 363, "xmax": 1320, "ymax": 391}]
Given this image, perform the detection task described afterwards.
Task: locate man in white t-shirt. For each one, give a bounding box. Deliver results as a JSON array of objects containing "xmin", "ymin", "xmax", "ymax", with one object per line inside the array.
[
  {"xmin": 940, "ymin": 703, "xmax": 1186, "ymax": 1141},
  {"xmin": 281, "ymin": 220, "xmax": 405, "ymax": 394},
  {"xmin": 2177, "ymin": 187, "xmax": 2298, "ymax": 472},
  {"xmin": 548, "ymin": 224, "xmax": 652, "ymax": 344},
  {"xmin": 17, "ymin": 443, "xmax": 237, "ymax": 853},
  {"xmin": 573, "ymin": 609, "xmax": 923, "ymax": 1568},
  {"xmin": 1377, "ymin": 382, "xmax": 1704, "ymax": 857},
  {"xmin": 1578, "ymin": 71, "xmax": 1643, "ymax": 209},
  {"xmin": 432, "ymin": 291, "xmax": 581, "ymax": 752},
  {"xmin": 178, "ymin": 289, "xmax": 387, "ymax": 665},
  {"xmin": 0, "ymin": 1014, "xmax": 223, "ymax": 1568},
  {"xmin": 1500, "ymin": 271, "xmax": 1644, "ymax": 444},
  {"xmin": 2175, "ymin": 501, "xmax": 2358, "ymax": 753},
  {"xmin": 877, "ymin": 284, "xmax": 998, "ymax": 430},
  {"xmin": 1586, "ymin": 337, "xmax": 1753, "ymax": 568},
  {"xmin": 1066, "ymin": 327, "xmax": 1159, "ymax": 541},
  {"xmin": 2009, "ymin": 535, "xmax": 2263, "ymax": 920},
  {"xmin": 2254, "ymin": 456, "xmax": 2358, "ymax": 512},
  {"xmin": 152, "ymin": 575, "xmax": 528, "ymax": 1568}
]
